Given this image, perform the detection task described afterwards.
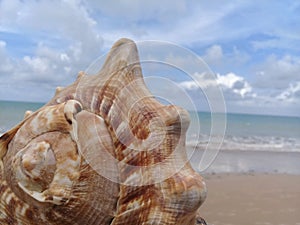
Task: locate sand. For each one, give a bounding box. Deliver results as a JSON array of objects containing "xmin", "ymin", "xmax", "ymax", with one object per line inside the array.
[
  {"xmin": 187, "ymin": 149, "xmax": 300, "ymax": 174},
  {"xmin": 199, "ymin": 173, "xmax": 300, "ymax": 225}
]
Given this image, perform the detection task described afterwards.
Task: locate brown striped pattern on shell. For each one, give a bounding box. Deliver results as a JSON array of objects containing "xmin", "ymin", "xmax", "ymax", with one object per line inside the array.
[{"xmin": 0, "ymin": 38, "xmax": 207, "ymax": 224}]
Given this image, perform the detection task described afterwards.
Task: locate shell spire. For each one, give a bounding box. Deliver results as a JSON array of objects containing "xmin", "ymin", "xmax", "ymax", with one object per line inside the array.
[{"xmin": 0, "ymin": 38, "xmax": 207, "ymax": 224}]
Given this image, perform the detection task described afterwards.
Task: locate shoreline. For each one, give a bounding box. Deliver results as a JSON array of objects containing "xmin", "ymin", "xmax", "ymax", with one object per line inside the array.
[{"xmin": 187, "ymin": 148, "xmax": 300, "ymax": 175}]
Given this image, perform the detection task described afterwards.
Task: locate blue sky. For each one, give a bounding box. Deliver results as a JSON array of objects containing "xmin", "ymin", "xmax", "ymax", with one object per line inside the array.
[{"xmin": 0, "ymin": 0, "xmax": 299, "ymax": 116}]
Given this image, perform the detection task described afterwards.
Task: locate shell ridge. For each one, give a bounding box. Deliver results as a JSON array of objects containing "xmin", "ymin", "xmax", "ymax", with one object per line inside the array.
[{"xmin": 0, "ymin": 38, "xmax": 207, "ymax": 225}]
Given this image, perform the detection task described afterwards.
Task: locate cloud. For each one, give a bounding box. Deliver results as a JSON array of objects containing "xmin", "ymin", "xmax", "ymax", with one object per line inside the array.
[
  {"xmin": 1, "ymin": 0, "xmax": 299, "ymax": 50},
  {"xmin": 0, "ymin": 41, "xmax": 5, "ymax": 48},
  {"xmin": 0, "ymin": 0, "xmax": 103, "ymax": 60},
  {"xmin": 201, "ymin": 44, "xmax": 250, "ymax": 75},
  {"xmin": 250, "ymin": 3, "xmax": 300, "ymax": 52},
  {"xmin": 0, "ymin": 0, "xmax": 106, "ymax": 101},
  {"xmin": 203, "ymin": 45, "xmax": 223, "ymax": 65},
  {"xmin": 179, "ymin": 72, "xmax": 254, "ymax": 100},
  {"xmin": 0, "ymin": 40, "xmax": 13, "ymax": 73},
  {"xmin": 254, "ymin": 54, "xmax": 300, "ymax": 90},
  {"xmin": 178, "ymin": 66, "xmax": 299, "ymax": 116},
  {"xmin": 81, "ymin": 0, "xmax": 259, "ymax": 46},
  {"xmin": 85, "ymin": 0, "xmax": 188, "ymax": 23},
  {"xmin": 1, "ymin": 0, "xmax": 97, "ymax": 38},
  {"xmin": 217, "ymin": 73, "xmax": 253, "ymax": 98},
  {"xmin": 277, "ymin": 82, "xmax": 300, "ymax": 102},
  {"xmin": 252, "ymin": 38, "xmax": 300, "ymax": 52},
  {"xmin": 179, "ymin": 72, "xmax": 217, "ymax": 90},
  {"xmin": 0, "ymin": 0, "xmax": 299, "ymax": 116}
]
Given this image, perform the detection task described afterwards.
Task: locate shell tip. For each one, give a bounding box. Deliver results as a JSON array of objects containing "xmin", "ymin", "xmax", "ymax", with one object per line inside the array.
[
  {"xmin": 77, "ymin": 71, "xmax": 85, "ymax": 80},
  {"xmin": 55, "ymin": 86, "xmax": 64, "ymax": 95},
  {"xmin": 24, "ymin": 110, "xmax": 33, "ymax": 119}
]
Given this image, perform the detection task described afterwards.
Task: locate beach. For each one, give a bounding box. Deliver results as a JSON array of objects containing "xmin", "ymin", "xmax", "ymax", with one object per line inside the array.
[
  {"xmin": 187, "ymin": 149, "xmax": 300, "ymax": 225},
  {"xmin": 1, "ymin": 100, "xmax": 300, "ymax": 224},
  {"xmin": 200, "ymin": 173, "xmax": 300, "ymax": 225}
]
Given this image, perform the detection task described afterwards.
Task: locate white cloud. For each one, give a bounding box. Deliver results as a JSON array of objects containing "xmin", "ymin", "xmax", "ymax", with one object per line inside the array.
[
  {"xmin": 0, "ymin": 0, "xmax": 106, "ymax": 101},
  {"xmin": 201, "ymin": 44, "xmax": 250, "ymax": 74},
  {"xmin": 0, "ymin": 0, "xmax": 299, "ymax": 116},
  {"xmin": 254, "ymin": 54, "xmax": 300, "ymax": 89},
  {"xmin": 179, "ymin": 72, "xmax": 216, "ymax": 90},
  {"xmin": 180, "ymin": 72, "xmax": 253, "ymax": 99},
  {"xmin": 0, "ymin": 41, "xmax": 6, "ymax": 48},
  {"xmin": 277, "ymin": 82, "xmax": 300, "ymax": 102},
  {"xmin": 178, "ymin": 71, "xmax": 300, "ymax": 116},
  {"xmin": 203, "ymin": 45, "xmax": 223, "ymax": 65},
  {"xmin": 216, "ymin": 73, "xmax": 253, "ymax": 98},
  {"xmin": 0, "ymin": 40, "xmax": 13, "ymax": 73},
  {"xmin": 1, "ymin": 0, "xmax": 298, "ymax": 50},
  {"xmin": 23, "ymin": 56, "xmax": 49, "ymax": 74},
  {"xmin": 80, "ymin": 0, "xmax": 254, "ymax": 46},
  {"xmin": 0, "ymin": 0, "xmax": 103, "ymax": 60},
  {"xmin": 1, "ymin": 0, "xmax": 97, "ymax": 38}
]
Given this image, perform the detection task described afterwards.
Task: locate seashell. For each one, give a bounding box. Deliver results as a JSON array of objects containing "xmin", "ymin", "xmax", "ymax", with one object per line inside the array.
[{"xmin": 0, "ymin": 38, "xmax": 207, "ymax": 224}]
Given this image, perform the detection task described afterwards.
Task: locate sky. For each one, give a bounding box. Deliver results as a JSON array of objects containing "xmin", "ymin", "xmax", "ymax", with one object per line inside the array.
[{"xmin": 0, "ymin": 0, "xmax": 299, "ymax": 117}]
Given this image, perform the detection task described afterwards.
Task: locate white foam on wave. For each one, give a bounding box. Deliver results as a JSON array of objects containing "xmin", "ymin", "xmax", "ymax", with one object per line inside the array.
[{"xmin": 186, "ymin": 133, "xmax": 300, "ymax": 153}]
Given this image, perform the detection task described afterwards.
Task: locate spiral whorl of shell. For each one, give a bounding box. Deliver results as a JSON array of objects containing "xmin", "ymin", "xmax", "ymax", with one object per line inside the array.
[{"xmin": 0, "ymin": 38, "xmax": 207, "ymax": 225}]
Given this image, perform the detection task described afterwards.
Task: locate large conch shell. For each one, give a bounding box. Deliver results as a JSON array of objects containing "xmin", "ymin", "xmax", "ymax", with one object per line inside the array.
[{"xmin": 0, "ymin": 38, "xmax": 207, "ymax": 224}]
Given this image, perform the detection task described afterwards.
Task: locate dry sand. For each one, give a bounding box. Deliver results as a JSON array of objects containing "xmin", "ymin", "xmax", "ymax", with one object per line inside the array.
[{"xmin": 200, "ymin": 173, "xmax": 300, "ymax": 225}]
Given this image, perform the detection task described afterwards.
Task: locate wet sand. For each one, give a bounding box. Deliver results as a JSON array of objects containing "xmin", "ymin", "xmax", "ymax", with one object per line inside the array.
[
  {"xmin": 187, "ymin": 149, "xmax": 300, "ymax": 174},
  {"xmin": 200, "ymin": 173, "xmax": 300, "ymax": 225}
]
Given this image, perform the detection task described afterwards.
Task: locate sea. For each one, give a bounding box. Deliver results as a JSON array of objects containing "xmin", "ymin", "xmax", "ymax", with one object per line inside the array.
[
  {"xmin": 187, "ymin": 111, "xmax": 300, "ymax": 153},
  {"xmin": 1, "ymin": 100, "xmax": 300, "ymax": 174}
]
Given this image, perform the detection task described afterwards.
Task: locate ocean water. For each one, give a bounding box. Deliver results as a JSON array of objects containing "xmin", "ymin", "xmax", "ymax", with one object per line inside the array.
[
  {"xmin": 187, "ymin": 111, "xmax": 300, "ymax": 153},
  {"xmin": 0, "ymin": 100, "xmax": 299, "ymax": 153},
  {"xmin": 1, "ymin": 100, "xmax": 299, "ymax": 174},
  {"xmin": 0, "ymin": 100, "xmax": 44, "ymax": 133}
]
